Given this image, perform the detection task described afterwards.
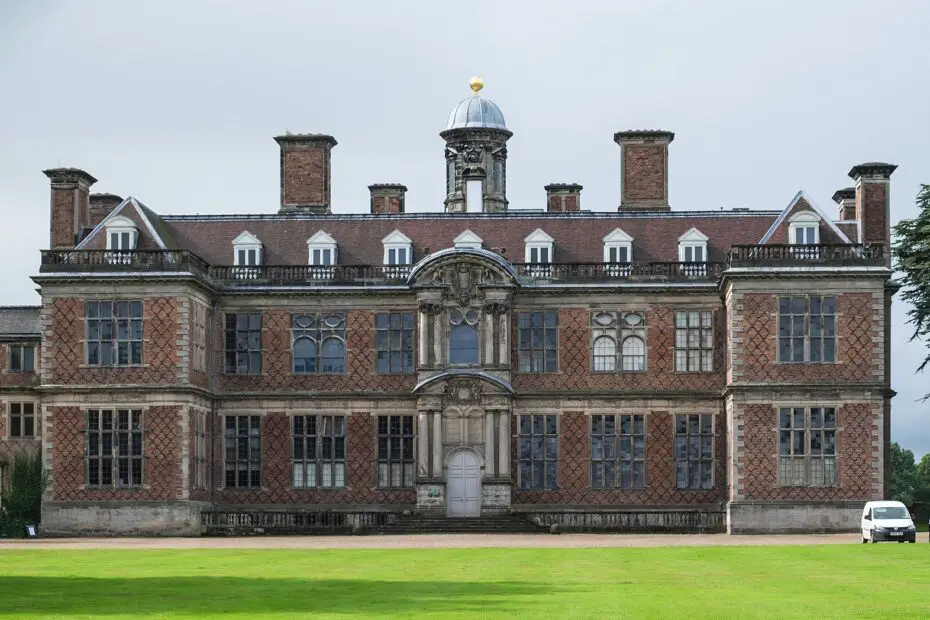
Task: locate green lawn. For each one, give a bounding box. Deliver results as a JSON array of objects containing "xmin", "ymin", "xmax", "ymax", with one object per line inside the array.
[{"xmin": 1, "ymin": 546, "xmax": 929, "ymax": 619}]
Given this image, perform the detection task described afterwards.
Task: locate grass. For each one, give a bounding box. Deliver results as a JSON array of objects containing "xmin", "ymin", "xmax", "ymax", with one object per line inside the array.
[{"xmin": 0, "ymin": 545, "xmax": 929, "ymax": 619}]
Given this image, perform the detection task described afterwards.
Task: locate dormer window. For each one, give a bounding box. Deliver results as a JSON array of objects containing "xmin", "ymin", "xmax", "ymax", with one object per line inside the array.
[
  {"xmin": 307, "ymin": 231, "xmax": 337, "ymax": 278},
  {"xmin": 105, "ymin": 216, "xmax": 138, "ymax": 251},
  {"xmin": 453, "ymin": 230, "xmax": 483, "ymax": 250},
  {"xmin": 678, "ymin": 228, "xmax": 709, "ymax": 276},
  {"xmin": 382, "ymin": 230, "xmax": 413, "ymax": 268},
  {"xmin": 232, "ymin": 231, "xmax": 262, "ymax": 279},
  {"xmin": 524, "ymin": 228, "xmax": 554, "ymax": 263},
  {"xmin": 788, "ymin": 211, "xmax": 820, "ymax": 245},
  {"xmin": 603, "ymin": 227, "xmax": 633, "ymax": 276},
  {"xmin": 104, "ymin": 216, "xmax": 138, "ymax": 264}
]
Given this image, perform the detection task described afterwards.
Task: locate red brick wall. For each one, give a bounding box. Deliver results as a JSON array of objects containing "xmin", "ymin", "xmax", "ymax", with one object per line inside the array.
[
  {"xmin": 51, "ymin": 187, "xmax": 78, "ymax": 248},
  {"xmin": 281, "ymin": 147, "xmax": 327, "ymax": 206},
  {"xmin": 49, "ymin": 405, "xmax": 183, "ymax": 501},
  {"xmin": 737, "ymin": 403, "xmax": 879, "ymax": 501},
  {"xmin": 860, "ymin": 183, "xmax": 889, "ymax": 248},
  {"xmin": 212, "ymin": 412, "xmax": 415, "ymax": 506},
  {"xmin": 215, "ymin": 310, "xmax": 416, "ymax": 393},
  {"xmin": 511, "ymin": 307, "xmax": 725, "ymax": 392},
  {"xmin": 511, "ymin": 411, "xmax": 726, "ymax": 505},
  {"xmin": 623, "ymin": 145, "xmax": 666, "ymax": 203},
  {"xmin": 47, "ymin": 298, "xmax": 183, "ymax": 385},
  {"xmin": 737, "ymin": 293, "xmax": 874, "ymax": 383},
  {"xmin": 0, "ymin": 342, "xmax": 40, "ymax": 388}
]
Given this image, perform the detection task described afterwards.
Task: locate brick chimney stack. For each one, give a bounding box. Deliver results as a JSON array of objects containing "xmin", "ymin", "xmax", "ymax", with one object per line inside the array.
[
  {"xmin": 831, "ymin": 187, "xmax": 857, "ymax": 221},
  {"xmin": 274, "ymin": 134, "xmax": 337, "ymax": 214},
  {"xmin": 89, "ymin": 193, "xmax": 124, "ymax": 228},
  {"xmin": 614, "ymin": 130, "xmax": 674, "ymax": 212},
  {"xmin": 544, "ymin": 183, "xmax": 582, "ymax": 212},
  {"xmin": 369, "ymin": 184, "xmax": 407, "ymax": 214},
  {"xmin": 848, "ymin": 162, "xmax": 897, "ymax": 266},
  {"xmin": 43, "ymin": 168, "xmax": 97, "ymax": 249}
]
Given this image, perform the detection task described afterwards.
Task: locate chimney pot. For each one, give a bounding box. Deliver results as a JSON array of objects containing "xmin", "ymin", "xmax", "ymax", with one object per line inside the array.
[
  {"xmin": 369, "ymin": 183, "xmax": 407, "ymax": 214},
  {"xmin": 544, "ymin": 183, "xmax": 583, "ymax": 212}
]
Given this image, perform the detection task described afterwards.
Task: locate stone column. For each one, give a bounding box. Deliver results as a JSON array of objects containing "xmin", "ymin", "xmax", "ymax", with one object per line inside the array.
[
  {"xmin": 498, "ymin": 309, "xmax": 509, "ymax": 367},
  {"xmin": 432, "ymin": 308, "xmax": 443, "ymax": 366},
  {"xmin": 418, "ymin": 307, "xmax": 430, "ymax": 367},
  {"xmin": 485, "ymin": 410, "xmax": 496, "ymax": 477},
  {"xmin": 417, "ymin": 411, "xmax": 429, "ymax": 478},
  {"xmin": 483, "ymin": 310, "xmax": 494, "ymax": 365},
  {"xmin": 498, "ymin": 410, "xmax": 511, "ymax": 477},
  {"xmin": 431, "ymin": 410, "xmax": 443, "ymax": 477}
]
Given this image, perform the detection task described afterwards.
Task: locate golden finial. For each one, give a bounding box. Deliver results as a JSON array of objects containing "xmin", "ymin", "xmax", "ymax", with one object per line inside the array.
[{"xmin": 469, "ymin": 76, "xmax": 484, "ymax": 95}]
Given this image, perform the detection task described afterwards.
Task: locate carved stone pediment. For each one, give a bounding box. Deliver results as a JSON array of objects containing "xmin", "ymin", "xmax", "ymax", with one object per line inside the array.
[{"xmin": 442, "ymin": 379, "xmax": 485, "ymax": 405}]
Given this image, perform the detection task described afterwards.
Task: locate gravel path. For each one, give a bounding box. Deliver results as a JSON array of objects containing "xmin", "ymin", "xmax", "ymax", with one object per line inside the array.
[{"xmin": 2, "ymin": 532, "xmax": 908, "ymax": 550}]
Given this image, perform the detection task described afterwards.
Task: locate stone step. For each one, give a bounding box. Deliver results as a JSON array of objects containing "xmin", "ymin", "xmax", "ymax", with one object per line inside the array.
[{"xmin": 376, "ymin": 514, "xmax": 549, "ymax": 534}]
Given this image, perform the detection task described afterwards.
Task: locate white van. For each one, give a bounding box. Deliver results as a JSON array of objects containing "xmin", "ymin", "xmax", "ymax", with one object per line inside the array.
[{"xmin": 861, "ymin": 500, "xmax": 916, "ymax": 543}]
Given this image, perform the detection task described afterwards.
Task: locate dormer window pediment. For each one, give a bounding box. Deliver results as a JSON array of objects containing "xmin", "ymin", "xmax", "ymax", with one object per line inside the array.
[
  {"xmin": 382, "ymin": 229, "xmax": 413, "ymax": 265},
  {"xmin": 603, "ymin": 227, "xmax": 633, "ymax": 263},
  {"xmin": 233, "ymin": 230, "xmax": 262, "ymax": 266},
  {"xmin": 678, "ymin": 227, "xmax": 708, "ymax": 263},
  {"xmin": 453, "ymin": 230, "xmax": 483, "ymax": 250},
  {"xmin": 524, "ymin": 228, "xmax": 554, "ymax": 263},
  {"xmin": 105, "ymin": 215, "xmax": 138, "ymax": 251},
  {"xmin": 307, "ymin": 230, "xmax": 338, "ymax": 266}
]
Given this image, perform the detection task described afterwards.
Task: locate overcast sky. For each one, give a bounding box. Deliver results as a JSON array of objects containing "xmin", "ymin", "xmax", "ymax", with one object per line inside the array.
[{"xmin": 1, "ymin": 0, "xmax": 928, "ymax": 456}]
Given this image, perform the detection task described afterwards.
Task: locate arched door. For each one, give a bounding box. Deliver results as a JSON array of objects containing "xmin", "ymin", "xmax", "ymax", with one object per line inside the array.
[{"xmin": 446, "ymin": 450, "xmax": 482, "ymax": 517}]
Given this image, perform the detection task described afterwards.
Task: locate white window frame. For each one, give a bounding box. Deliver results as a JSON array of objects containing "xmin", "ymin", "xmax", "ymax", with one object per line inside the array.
[
  {"xmin": 677, "ymin": 227, "xmax": 708, "ymax": 263},
  {"xmin": 105, "ymin": 216, "xmax": 138, "ymax": 251},
  {"xmin": 788, "ymin": 211, "xmax": 821, "ymax": 246},
  {"xmin": 307, "ymin": 230, "xmax": 338, "ymax": 279},
  {"xmin": 381, "ymin": 230, "xmax": 413, "ymax": 270},
  {"xmin": 524, "ymin": 228, "xmax": 554, "ymax": 263},
  {"xmin": 603, "ymin": 227, "xmax": 633, "ymax": 276},
  {"xmin": 232, "ymin": 230, "xmax": 263, "ymax": 279},
  {"xmin": 453, "ymin": 229, "xmax": 483, "ymax": 250}
]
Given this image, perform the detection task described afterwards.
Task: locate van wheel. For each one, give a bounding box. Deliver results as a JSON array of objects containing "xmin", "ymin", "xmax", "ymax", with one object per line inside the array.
[
  {"xmin": 871, "ymin": 539, "xmax": 878, "ymax": 543},
  {"xmin": 862, "ymin": 537, "xmax": 868, "ymax": 544}
]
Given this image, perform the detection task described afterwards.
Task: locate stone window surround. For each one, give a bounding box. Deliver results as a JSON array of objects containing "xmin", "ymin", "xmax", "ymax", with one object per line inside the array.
[
  {"xmin": 85, "ymin": 300, "xmax": 144, "ymax": 367},
  {"xmin": 5, "ymin": 400, "xmax": 38, "ymax": 439},
  {"xmin": 603, "ymin": 227, "xmax": 634, "ymax": 264},
  {"xmin": 517, "ymin": 310, "xmax": 558, "ymax": 374},
  {"xmin": 777, "ymin": 295, "xmax": 837, "ymax": 364},
  {"xmin": 381, "ymin": 230, "xmax": 413, "ymax": 266},
  {"xmin": 223, "ymin": 414, "xmax": 262, "ymax": 490},
  {"xmin": 516, "ymin": 413, "xmax": 559, "ymax": 491},
  {"xmin": 590, "ymin": 413, "xmax": 646, "ymax": 489},
  {"xmin": 232, "ymin": 230, "xmax": 263, "ymax": 267},
  {"xmin": 524, "ymin": 228, "xmax": 554, "ymax": 264},
  {"xmin": 590, "ymin": 310, "xmax": 648, "ymax": 373},
  {"xmin": 375, "ymin": 311, "xmax": 416, "ymax": 375},
  {"xmin": 7, "ymin": 343, "xmax": 36, "ymax": 373},
  {"xmin": 291, "ymin": 413, "xmax": 347, "ymax": 489},
  {"xmin": 84, "ymin": 407, "xmax": 145, "ymax": 489},
  {"xmin": 307, "ymin": 230, "xmax": 338, "ymax": 266},
  {"xmin": 674, "ymin": 413, "xmax": 715, "ymax": 490},
  {"xmin": 774, "ymin": 402, "xmax": 840, "ymax": 488},
  {"xmin": 674, "ymin": 309, "xmax": 714, "ymax": 373},
  {"xmin": 224, "ymin": 312, "xmax": 262, "ymax": 375},
  {"xmin": 290, "ymin": 312, "xmax": 347, "ymax": 375}
]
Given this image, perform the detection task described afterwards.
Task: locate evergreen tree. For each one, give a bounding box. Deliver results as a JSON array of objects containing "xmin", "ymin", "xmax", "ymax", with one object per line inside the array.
[{"xmin": 892, "ymin": 184, "xmax": 930, "ymax": 399}]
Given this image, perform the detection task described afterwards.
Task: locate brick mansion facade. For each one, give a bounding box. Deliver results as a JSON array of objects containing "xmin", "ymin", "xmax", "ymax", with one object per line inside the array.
[{"xmin": 0, "ymin": 79, "xmax": 897, "ymax": 535}]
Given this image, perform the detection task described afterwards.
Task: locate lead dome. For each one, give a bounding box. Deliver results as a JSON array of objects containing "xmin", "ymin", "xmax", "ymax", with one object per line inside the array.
[{"xmin": 444, "ymin": 77, "xmax": 507, "ymax": 131}]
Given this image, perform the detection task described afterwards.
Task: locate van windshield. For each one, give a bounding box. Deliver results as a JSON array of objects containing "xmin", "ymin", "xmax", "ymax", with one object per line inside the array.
[{"xmin": 872, "ymin": 507, "xmax": 909, "ymax": 520}]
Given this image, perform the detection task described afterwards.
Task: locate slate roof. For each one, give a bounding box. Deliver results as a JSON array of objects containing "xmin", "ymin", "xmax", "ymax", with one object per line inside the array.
[
  {"xmin": 160, "ymin": 210, "xmax": 782, "ymax": 266},
  {"xmin": 0, "ymin": 306, "xmax": 41, "ymax": 339}
]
